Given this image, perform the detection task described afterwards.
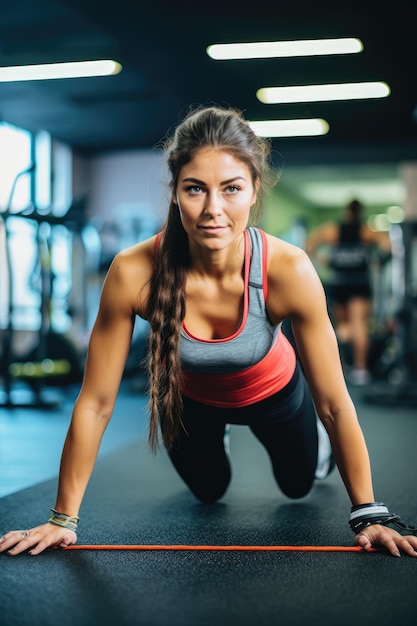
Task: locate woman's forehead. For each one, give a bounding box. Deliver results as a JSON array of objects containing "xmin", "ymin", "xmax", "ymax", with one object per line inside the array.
[{"xmin": 181, "ymin": 148, "xmax": 252, "ymax": 176}]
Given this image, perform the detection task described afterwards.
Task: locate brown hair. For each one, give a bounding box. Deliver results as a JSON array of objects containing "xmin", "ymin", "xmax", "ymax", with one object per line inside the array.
[{"xmin": 145, "ymin": 105, "xmax": 275, "ymax": 451}]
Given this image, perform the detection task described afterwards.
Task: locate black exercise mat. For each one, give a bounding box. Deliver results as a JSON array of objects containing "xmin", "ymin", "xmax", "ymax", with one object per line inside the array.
[{"xmin": 1, "ymin": 391, "xmax": 416, "ymax": 626}]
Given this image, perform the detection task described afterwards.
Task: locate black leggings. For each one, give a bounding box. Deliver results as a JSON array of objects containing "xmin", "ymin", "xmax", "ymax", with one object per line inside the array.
[{"xmin": 167, "ymin": 364, "xmax": 318, "ymax": 502}]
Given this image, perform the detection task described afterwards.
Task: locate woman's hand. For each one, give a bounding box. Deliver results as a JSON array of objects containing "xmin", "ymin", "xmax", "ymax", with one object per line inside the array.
[
  {"xmin": 0, "ymin": 523, "xmax": 77, "ymax": 556},
  {"xmin": 355, "ymin": 524, "xmax": 417, "ymax": 557}
]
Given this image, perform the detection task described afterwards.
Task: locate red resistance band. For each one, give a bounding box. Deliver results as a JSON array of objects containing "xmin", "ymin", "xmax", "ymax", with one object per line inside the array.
[{"xmin": 64, "ymin": 544, "xmax": 375, "ymax": 552}]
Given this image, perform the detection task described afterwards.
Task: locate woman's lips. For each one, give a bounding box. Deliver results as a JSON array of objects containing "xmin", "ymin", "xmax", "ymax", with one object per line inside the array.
[{"xmin": 199, "ymin": 225, "xmax": 226, "ymax": 231}]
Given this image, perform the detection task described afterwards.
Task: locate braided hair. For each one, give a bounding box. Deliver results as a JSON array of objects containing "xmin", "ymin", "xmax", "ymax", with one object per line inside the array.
[{"xmin": 146, "ymin": 105, "xmax": 275, "ymax": 451}]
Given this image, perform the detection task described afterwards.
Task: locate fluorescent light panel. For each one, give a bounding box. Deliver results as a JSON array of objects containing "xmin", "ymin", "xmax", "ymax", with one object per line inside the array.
[
  {"xmin": 207, "ymin": 38, "xmax": 363, "ymax": 60},
  {"xmin": 0, "ymin": 60, "xmax": 122, "ymax": 82},
  {"xmin": 300, "ymin": 179, "xmax": 404, "ymax": 207},
  {"xmin": 257, "ymin": 81, "xmax": 390, "ymax": 104},
  {"xmin": 249, "ymin": 118, "xmax": 329, "ymax": 138}
]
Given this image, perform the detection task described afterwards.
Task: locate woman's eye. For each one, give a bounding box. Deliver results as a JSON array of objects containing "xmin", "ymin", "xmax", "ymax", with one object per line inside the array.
[
  {"xmin": 186, "ymin": 185, "xmax": 203, "ymax": 194},
  {"xmin": 225, "ymin": 185, "xmax": 240, "ymax": 193}
]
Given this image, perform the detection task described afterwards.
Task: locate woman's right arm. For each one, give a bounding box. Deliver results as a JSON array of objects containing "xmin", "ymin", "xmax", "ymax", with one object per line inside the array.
[{"xmin": 0, "ymin": 241, "xmax": 154, "ymax": 556}]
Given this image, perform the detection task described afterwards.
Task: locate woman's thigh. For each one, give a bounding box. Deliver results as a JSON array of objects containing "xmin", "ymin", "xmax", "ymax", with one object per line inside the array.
[
  {"xmin": 249, "ymin": 373, "xmax": 318, "ymax": 499},
  {"xmin": 166, "ymin": 398, "xmax": 231, "ymax": 503}
]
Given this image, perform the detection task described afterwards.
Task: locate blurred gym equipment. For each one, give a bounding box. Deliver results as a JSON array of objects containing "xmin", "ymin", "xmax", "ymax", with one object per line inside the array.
[
  {"xmin": 0, "ymin": 167, "xmax": 88, "ymax": 407},
  {"xmin": 364, "ymin": 221, "xmax": 417, "ymax": 405}
]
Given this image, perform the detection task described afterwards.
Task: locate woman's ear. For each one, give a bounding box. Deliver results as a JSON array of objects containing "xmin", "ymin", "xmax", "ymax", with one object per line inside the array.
[
  {"xmin": 173, "ymin": 192, "xmax": 182, "ymax": 210},
  {"xmin": 251, "ymin": 178, "xmax": 261, "ymax": 205},
  {"xmin": 172, "ymin": 190, "xmax": 179, "ymax": 206}
]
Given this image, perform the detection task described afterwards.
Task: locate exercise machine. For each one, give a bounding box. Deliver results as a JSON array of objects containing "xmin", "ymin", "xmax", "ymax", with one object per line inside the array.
[
  {"xmin": 364, "ymin": 221, "xmax": 417, "ymax": 405},
  {"xmin": 0, "ymin": 168, "xmax": 85, "ymax": 407}
]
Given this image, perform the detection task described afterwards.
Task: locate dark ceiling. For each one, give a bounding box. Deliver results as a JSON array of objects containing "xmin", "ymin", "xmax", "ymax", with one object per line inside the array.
[{"xmin": 1, "ymin": 0, "xmax": 417, "ymax": 165}]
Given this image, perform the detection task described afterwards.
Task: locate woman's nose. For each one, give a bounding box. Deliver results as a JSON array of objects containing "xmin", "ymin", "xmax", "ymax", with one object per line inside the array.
[{"xmin": 203, "ymin": 192, "xmax": 223, "ymax": 216}]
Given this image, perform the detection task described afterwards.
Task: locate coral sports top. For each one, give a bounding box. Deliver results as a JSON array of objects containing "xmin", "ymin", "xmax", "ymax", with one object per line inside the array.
[{"xmin": 178, "ymin": 227, "xmax": 296, "ymax": 407}]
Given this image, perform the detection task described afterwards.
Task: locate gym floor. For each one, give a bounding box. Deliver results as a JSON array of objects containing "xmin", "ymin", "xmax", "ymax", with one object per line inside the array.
[{"xmin": 1, "ymin": 378, "xmax": 416, "ymax": 626}]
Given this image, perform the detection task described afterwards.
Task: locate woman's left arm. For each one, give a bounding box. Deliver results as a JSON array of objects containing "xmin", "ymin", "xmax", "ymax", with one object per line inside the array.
[{"xmin": 266, "ymin": 236, "xmax": 417, "ymax": 557}]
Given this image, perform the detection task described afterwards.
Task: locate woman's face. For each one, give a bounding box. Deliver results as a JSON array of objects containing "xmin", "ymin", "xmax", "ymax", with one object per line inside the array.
[{"xmin": 175, "ymin": 148, "xmax": 259, "ymax": 251}]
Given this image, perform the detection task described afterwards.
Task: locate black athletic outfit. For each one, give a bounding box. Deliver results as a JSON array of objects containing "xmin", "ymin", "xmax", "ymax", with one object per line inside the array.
[{"xmin": 328, "ymin": 222, "xmax": 371, "ymax": 304}]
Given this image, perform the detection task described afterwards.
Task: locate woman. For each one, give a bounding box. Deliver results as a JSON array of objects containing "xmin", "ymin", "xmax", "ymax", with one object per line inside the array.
[
  {"xmin": 306, "ymin": 199, "xmax": 391, "ymax": 385},
  {"xmin": 1, "ymin": 106, "xmax": 415, "ymax": 558}
]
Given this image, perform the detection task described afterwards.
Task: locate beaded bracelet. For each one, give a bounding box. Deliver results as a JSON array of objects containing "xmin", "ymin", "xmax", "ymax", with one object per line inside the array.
[
  {"xmin": 48, "ymin": 509, "xmax": 79, "ymax": 532},
  {"xmin": 349, "ymin": 502, "xmax": 417, "ymax": 535}
]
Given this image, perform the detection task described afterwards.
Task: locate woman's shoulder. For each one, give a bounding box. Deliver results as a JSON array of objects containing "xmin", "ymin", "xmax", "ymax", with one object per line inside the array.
[
  {"xmin": 263, "ymin": 232, "xmax": 317, "ymax": 285},
  {"xmin": 105, "ymin": 234, "xmax": 159, "ymax": 314},
  {"xmin": 262, "ymin": 232, "xmax": 326, "ymax": 321},
  {"xmin": 264, "ymin": 232, "xmax": 309, "ymax": 263},
  {"xmin": 115, "ymin": 234, "xmax": 158, "ymax": 266}
]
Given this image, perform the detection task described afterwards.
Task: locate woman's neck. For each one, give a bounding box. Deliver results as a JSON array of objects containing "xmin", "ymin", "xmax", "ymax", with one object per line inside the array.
[{"xmin": 187, "ymin": 232, "xmax": 246, "ymax": 280}]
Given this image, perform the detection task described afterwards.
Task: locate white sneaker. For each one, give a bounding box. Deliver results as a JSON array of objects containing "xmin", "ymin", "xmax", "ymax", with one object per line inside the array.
[
  {"xmin": 348, "ymin": 368, "xmax": 371, "ymax": 386},
  {"xmin": 315, "ymin": 419, "xmax": 335, "ymax": 479},
  {"xmin": 223, "ymin": 424, "xmax": 231, "ymax": 454}
]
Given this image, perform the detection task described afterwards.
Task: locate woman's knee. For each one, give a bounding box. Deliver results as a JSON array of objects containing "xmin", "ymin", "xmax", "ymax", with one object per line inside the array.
[
  {"xmin": 190, "ymin": 477, "xmax": 230, "ymax": 503},
  {"xmin": 275, "ymin": 474, "xmax": 314, "ymax": 499},
  {"xmin": 169, "ymin": 448, "xmax": 232, "ymax": 503}
]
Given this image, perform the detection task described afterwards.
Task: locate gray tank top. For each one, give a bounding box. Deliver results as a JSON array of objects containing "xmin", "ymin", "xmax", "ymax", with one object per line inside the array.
[{"xmin": 180, "ymin": 227, "xmax": 280, "ymax": 374}]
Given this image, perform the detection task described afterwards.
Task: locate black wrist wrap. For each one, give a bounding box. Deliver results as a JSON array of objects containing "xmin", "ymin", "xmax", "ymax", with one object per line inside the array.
[{"xmin": 349, "ymin": 502, "xmax": 417, "ymax": 535}]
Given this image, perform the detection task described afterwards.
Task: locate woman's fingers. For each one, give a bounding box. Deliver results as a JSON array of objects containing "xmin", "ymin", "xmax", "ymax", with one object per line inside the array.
[
  {"xmin": 355, "ymin": 533, "xmax": 373, "ymax": 552},
  {"xmin": 0, "ymin": 530, "xmax": 33, "ymax": 555},
  {"xmin": 356, "ymin": 525, "xmax": 417, "ymax": 557},
  {"xmin": 0, "ymin": 525, "xmax": 77, "ymax": 556}
]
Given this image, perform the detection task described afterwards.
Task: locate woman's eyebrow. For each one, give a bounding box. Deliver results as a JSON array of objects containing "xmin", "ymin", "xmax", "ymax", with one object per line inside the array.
[
  {"xmin": 182, "ymin": 177, "xmax": 205, "ymax": 184},
  {"xmin": 181, "ymin": 176, "xmax": 246, "ymax": 185}
]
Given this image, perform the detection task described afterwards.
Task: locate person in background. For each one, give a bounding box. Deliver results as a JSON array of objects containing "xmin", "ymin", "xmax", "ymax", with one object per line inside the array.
[
  {"xmin": 1, "ymin": 107, "xmax": 415, "ymax": 558},
  {"xmin": 306, "ymin": 199, "xmax": 391, "ymax": 385}
]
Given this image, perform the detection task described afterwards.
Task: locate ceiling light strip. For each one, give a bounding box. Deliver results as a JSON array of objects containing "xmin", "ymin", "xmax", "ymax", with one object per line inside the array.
[
  {"xmin": 207, "ymin": 38, "xmax": 363, "ymax": 60},
  {"xmin": 249, "ymin": 118, "xmax": 330, "ymax": 138},
  {"xmin": 0, "ymin": 60, "xmax": 122, "ymax": 82},
  {"xmin": 257, "ymin": 81, "xmax": 390, "ymax": 104}
]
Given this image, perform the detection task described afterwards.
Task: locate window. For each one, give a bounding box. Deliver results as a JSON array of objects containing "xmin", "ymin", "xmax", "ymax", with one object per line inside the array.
[
  {"xmin": 1, "ymin": 123, "xmax": 75, "ymax": 332},
  {"xmin": 0, "ymin": 122, "xmax": 35, "ymax": 329}
]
